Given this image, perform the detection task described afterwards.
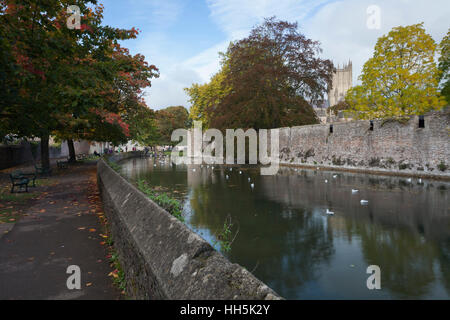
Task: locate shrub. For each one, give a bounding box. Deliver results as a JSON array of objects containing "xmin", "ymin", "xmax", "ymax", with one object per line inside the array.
[
  {"xmin": 137, "ymin": 180, "xmax": 184, "ymax": 222},
  {"xmin": 438, "ymin": 161, "xmax": 448, "ymax": 172}
]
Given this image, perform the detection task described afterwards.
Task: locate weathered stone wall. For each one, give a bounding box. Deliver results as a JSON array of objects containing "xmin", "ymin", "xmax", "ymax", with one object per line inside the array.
[
  {"xmin": 279, "ymin": 110, "xmax": 450, "ymax": 178},
  {"xmin": 0, "ymin": 143, "xmax": 34, "ymax": 170},
  {"xmin": 0, "ymin": 142, "xmax": 63, "ymax": 170},
  {"xmin": 97, "ymin": 158, "xmax": 281, "ymax": 300}
]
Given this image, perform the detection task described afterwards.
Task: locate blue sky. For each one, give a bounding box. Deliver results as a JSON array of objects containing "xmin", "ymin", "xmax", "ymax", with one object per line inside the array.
[{"xmin": 100, "ymin": 0, "xmax": 449, "ymax": 110}]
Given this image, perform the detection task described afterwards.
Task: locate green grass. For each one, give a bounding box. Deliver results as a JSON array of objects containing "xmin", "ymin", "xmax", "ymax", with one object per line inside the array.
[
  {"xmin": 0, "ymin": 187, "xmax": 36, "ymax": 224},
  {"xmin": 105, "ymin": 158, "xmax": 122, "ymax": 172},
  {"xmin": 80, "ymin": 154, "xmax": 101, "ymax": 162},
  {"xmin": 137, "ymin": 179, "xmax": 184, "ymax": 222},
  {"xmin": 109, "ymin": 249, "xmax": 127, "ymax": 292},
  {"xmin": 0, "ymin": 191, "xmax": 37, "ymax": 202}
]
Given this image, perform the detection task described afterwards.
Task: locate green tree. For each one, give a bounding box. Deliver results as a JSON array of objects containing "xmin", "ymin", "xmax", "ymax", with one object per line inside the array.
[
  {"xmin": 185, "ymin": 62, "xmax": 231, "ymax": 128},
  {"xmin": 438, "ymin": 28, "xmax": 450, "ymax": 104},
  {"xmin": 328, "ymin": 100, "xmax": 350, "ymax": 116},
  {"xmin": 155, "ymin": 106, "xmax": 189, "ymax": 145},
  {"xmin": 0, "ymin": 1, "xmax": 158, "ymax": 167},
  {"xmin": 209, "ymin": 18, "xmax": 333, "ymax": 130},
  {"xmin": 346, "ymin": 23, "xmax": 446, "ymax": 119}
]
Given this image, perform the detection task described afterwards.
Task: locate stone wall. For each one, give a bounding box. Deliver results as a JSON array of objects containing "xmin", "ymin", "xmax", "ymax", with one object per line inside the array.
[
  {"xmin": 0, "ymin": 143, "xmax": 34, "ymax": 170},
  {"xmin": 0, "ymin": 141, "xmax": 62, "ymax": 170},
  {"xmin": 97, "ymin": 158, "xmax": 281, "ymax": 300},
  {"xmin": 279, "ymin": 110, "xmax": 450, "ymax": 178}
]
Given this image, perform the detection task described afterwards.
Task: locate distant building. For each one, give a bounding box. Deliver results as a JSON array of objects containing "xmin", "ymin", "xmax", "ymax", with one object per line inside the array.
[
  {"xmin": 312, "ymin": 60, "xmax": 353, "ymax": 124},
  {"xmin": 328, "ymin": 61, "xmax": 352, "ymax": 108}
]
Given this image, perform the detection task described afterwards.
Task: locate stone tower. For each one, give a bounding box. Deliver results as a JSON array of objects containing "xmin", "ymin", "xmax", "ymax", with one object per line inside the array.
[{"xmin": 328, "ymin": 61, "xmax": 352, "ymax": 107}]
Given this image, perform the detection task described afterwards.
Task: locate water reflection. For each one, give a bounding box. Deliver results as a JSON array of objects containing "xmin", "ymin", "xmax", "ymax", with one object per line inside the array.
[{"xmin": 120, "ymin": 158, "xmax": 450, "ymax": 300}]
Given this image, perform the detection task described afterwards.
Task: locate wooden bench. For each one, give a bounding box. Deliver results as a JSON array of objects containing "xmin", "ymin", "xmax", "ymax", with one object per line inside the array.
[
  {"xmin": 9, "ymin": 171, "xmax": 36, "ymax": 193},
  {"xmin": 18, "ymin": 171, "xmax": 37, "ymax": 187}
]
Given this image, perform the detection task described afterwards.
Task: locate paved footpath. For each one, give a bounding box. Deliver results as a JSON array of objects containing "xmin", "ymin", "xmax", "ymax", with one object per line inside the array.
[{"xmin": 0, "ymin": 162, "xmax": 121, "ymax": 300}]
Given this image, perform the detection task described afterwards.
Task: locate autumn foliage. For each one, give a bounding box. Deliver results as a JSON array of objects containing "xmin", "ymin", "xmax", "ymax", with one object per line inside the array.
[
  {"xmin": 346, "ymin": 23, "xmax": 446, "ymax": 119},
  {"xmin": 0, "ymin": 0, "xmax": 159, "ymax": 167},
  {"xmin": 186, "ymin": 18, "xmax": 334, "ymax": 130}
]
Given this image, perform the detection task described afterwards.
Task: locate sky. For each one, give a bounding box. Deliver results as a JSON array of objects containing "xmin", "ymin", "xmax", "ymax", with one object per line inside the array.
[{"xmin": 100, "ymin": 0, "xmax": 450, "ymax": 110}]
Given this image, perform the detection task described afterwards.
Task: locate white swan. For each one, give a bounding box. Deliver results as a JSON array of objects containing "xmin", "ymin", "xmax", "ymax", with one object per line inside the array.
[
  {"xmin": 250, "ymin": 183, "xmax": 255, "ymax": 189},
  {"xmin": 352, "ymin": 189, "xmax": 359, "ymax": 193},
  {"xmin": 360, "ymin": 200, "xmax": 369, "ymax": 205},
  {"xmin": 326, "ymin": 209, "xmax": 334, "ymax": 215},
  {"xmin": 325, "ymin": 179, "xmax": 328, "ymax": 183},
  {"xmin": 333, "ymin": 175, "xmax": 337, "ymax": 178}
]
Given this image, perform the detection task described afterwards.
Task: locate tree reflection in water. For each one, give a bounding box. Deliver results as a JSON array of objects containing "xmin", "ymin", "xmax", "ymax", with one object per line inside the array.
[{"xmin": 121, "ymin": 159, "xmax": 450, "ymax": 299}]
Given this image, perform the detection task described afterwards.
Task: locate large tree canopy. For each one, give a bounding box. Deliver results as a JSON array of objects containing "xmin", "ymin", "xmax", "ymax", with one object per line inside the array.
[
  {"xmin": 185, "ymin": 17, "xmax": 333, "ymax": 130},
  {"xmin": 0, "ymin": 0, "xmax": 159, "ymax": 167},
  {"xmin": 184, "ymin": 64, "xmax": 230, "ymax": 129},
  {"xmin": 346, "ymin": 23, "xmax": 446, "ymax": 119},
  {"xmin": 155, "ymin": 106, "xmax": 190, "ymax": 146}
]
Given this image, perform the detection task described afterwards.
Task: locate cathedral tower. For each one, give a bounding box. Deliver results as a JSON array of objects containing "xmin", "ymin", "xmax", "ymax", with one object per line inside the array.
[{"xmin": 328, "ymin": 61, "xmax": 352, "ymax": 107}]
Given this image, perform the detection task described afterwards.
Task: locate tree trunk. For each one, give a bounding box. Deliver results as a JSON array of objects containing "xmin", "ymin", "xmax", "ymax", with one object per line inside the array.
[
  {"xmin": 68, "ymin": 139, "xmax": 76, "ymax": 163},
  {"xmin": 40, "ymin": 135, "xmax": 50, "ymax": 170}
]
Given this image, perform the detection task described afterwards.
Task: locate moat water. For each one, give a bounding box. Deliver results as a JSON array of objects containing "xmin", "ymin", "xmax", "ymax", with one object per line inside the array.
[{"xmin": 120, "ymin": 157, "xmax": 450, "ymax": 300}]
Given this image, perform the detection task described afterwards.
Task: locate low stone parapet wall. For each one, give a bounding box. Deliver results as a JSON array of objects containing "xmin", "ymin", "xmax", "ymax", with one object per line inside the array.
[{"xmin": 97, "ymin": 158, "xmax": 281, "ymax": 300}]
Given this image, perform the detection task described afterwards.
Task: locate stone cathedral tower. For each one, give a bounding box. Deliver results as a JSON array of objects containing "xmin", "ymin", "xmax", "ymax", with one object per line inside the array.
[{"xmin": 328, "ymin": 61, "xmax": 352, "ymax": 107}]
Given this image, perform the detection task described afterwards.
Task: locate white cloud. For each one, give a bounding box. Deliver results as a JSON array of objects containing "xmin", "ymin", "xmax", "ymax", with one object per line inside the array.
[
  {"xmin": 126, "ymin": 0, "xmax": 184, "ymax": 28},
  {"xmin": 146, "ymin": 0, "xmax": 332, "ymax": 109},
  {"xmin": 141, "ymin": 40, "xmax": 230, "ymax": 110},
  {"xmin": 303, "ymin": 0, "xmax": 450, "ymax": 85},
  {"xmin": 206, "ymin": 0, "xmax": 331, "ymax": 39},
  {"xmin": 142, "ymin": 0, "xmax": 450, "ymax": 109}
]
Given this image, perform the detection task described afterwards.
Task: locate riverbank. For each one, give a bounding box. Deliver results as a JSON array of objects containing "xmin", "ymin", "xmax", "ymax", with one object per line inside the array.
[{"xmin": 279, "ymin": 162, "xmax": 450, "ymax": 181}]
